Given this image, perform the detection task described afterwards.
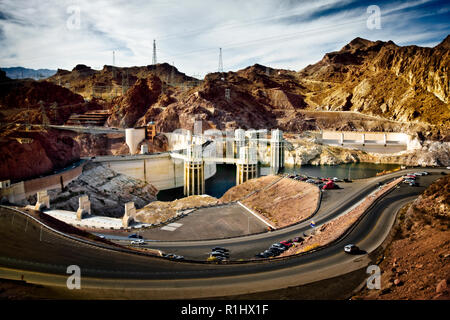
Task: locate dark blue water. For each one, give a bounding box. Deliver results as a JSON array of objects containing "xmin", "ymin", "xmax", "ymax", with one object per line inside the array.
[{"xmin": 157, "ymin": 163, "xmax": 400, "ymax": 201}]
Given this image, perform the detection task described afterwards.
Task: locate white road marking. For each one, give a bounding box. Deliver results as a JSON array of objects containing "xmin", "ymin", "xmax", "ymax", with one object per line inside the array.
[{"xmin": 160, "ymin": 226, "xmax": 177, "ymax": 231}]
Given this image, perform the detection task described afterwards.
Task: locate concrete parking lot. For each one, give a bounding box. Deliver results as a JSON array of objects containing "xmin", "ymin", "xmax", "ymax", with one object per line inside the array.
[{"xmin": 100, "ymin": 203, "xmax": 269, "ymax": 241}]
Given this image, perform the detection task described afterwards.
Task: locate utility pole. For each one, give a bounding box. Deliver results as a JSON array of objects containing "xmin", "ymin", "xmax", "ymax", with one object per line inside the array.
[
  {"xmin": 218, "ymin": 47, "xmax": 223, "ymax": 73},
  {"xmin": 152, "ymin": 39, "xmax": 157, "ymax": 65}
]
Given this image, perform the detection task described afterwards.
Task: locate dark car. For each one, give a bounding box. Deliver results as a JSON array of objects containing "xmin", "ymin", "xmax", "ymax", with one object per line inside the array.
[
  {"xmin": 128, "ymin": 233, "xmax": 143, "ymax": 239},
  {"xmin": 263, "ymin": 249, "xmax": 277, "ymax": 257},
  {"xmin": 256, "ymin": 251, "xmax": 272, "ymax": 258},
  {"xmin": 343, "ymin": 178, "xmax": 352, "ymax": 183},
  {"xmin": 409, "ymin": 181, "xmax": 419, "ymax": 187},
  {"xmin": 344, "ymin": 244, "xmax": 360, "ymax": 254},
  {"xmin": 267, "ymin": 248, "xmax": 283, "ymax": 256},
  {"xmin": 211, "ymin": 251, "xmax": 229, "ymax": 258},
  {"xmin": 293, "ymin": 236, "xmax": 304, "ymax": 243},
  {"xmin": 270, "ymin": 244, "xmax": 287, "ymax": 251},
  {"xmin": 212, "ymin": 246, "xmax": 229, "ymax": 253}
]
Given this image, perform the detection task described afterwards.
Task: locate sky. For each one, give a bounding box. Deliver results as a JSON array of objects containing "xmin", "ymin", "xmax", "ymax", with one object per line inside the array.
[{"xmin": 0, "ymin": 0, "xmax": 449, "ymax": 78}]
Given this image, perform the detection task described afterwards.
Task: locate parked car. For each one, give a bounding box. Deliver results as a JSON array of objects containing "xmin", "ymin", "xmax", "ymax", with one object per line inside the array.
[
  {"xmin": 270, "ymin": 244, "xmax": 287, "ymax": 251},
  {"xmin": 263, "ymin": 249, "xmax": 276, "ymax": 257},
  {"xmin": 211, "ymin": 251, "xmax": 229, "ymax": 258},
  {"xmin": 267, "ymin": 248, "xmax": 283, "ymax": 256},
  {"xmin": 332, "ymin": 177, "xmax": 342, "ymax": 182},
  {"xmin": 409, "ymin": 181, "xmax": 419, "ymax": 187},
  {"xmin": 256, "ymin": 251, "xmax": 272, "ymax": 258},
  {"xmin": 128, "ymin": 233, "xmax": 143, "ymax": 239},
  {"xmin": 211, "ymin": 246, "xmax": 229, "ymax": 253},
  {"xmin": 420, "ymin": 171, "xmax": 429, "ymax": 175},
  {"xmin": 131, "ymin": 239, "xmax": 145, "ymax": 245},
  {"xmin": 280, "ymin": 240, "xmax": 293, "ymax": 247},
  {"xmin": 292, "ymin": 236, "xmax": 304, "ymax": 243},
  {"xmin": 306, "ymin": 179, "xmax": 315, "ymax": 184},
  {"xmin": 343, "ymin": 178, "xmax": 352, "ymax": 183},
  {"xmin": 344, "ymin": 244, "xmax": 360, "ymax": 254}
]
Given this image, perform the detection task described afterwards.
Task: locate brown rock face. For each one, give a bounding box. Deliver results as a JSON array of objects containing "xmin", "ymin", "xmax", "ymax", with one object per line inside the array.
[
  {"xmin": 0, "ymin": 80, "xmax": 85, "ymax": 110},
  {"xmin": 300, "ymin": 36, "xmax": 449, "ymax": 127},
  {"xmin": 47, "ymin": 63, "xmax": 199, "ymax": 101},
  {"xmin": 0, "ymin": 129, "xmax": 80, "ymax": 181},
  {"xmin": 107, "ymin": 76, "xmax": 162, "ymax": 128}
]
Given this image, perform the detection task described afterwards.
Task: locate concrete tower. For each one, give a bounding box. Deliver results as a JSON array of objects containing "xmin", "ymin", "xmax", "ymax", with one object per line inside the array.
[
  {"xmin": 125, "ymin": 128, "xmax": 146, "ymax": 155},
  {"xmin": 236, "ymin": 146, "xmax": 258, "ymax": 185},
  {"xmin": 270, "ymin": 129, "xmax": 284, "ymax": 173},
  {"xmin": 184, "ymin": 144, "xmax": 205, "ymax": 196},
  {"xmin": 234, "ymin": 128, "xmax": 246, "ymax": 157}
]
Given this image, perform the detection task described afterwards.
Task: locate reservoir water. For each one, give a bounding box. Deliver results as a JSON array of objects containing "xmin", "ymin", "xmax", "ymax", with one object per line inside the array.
[{"xmin": 157, "ymin": 162, "xmax": 400, "ymax": 201}]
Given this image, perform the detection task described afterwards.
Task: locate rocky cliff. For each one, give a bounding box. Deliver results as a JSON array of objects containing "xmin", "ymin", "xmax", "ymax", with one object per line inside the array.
[
  {"xmin": 300, "ymin": 36, "xmax": 449, "ymax": 127},
  {"xmin": 47, "ymin": 63, "xmax": 200, "ymax": 101},
  {"xmin": 0, "ymin": 128, "xmax": 81, "ymax": 181}
]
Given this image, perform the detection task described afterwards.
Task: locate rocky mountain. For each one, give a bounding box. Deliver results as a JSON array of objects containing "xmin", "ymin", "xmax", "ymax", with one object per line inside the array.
[
  {"xmin": 103, "ymin": 36, "xmax": 448, "ymax": 140},
  {"xmin": 46, "ymin": 63, "xmax": 200, "ymax": 101},
  {"xmin": 300, "ymin": 36, "xmax": 449, "ymax": 127},
  {"xmin": 0, "ymin": 67, "xmax": 56, "ymax": 80}
]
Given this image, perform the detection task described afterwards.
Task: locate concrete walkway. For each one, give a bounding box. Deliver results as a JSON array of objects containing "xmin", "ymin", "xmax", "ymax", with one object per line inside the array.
[{"xmin": 43, "ymin": 209, "xmax": 150, "ymax": 230}]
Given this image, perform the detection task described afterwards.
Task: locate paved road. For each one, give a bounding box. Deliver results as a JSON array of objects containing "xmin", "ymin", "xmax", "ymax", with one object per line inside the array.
[
  {"xmin": 137, "ymin": 169, "xmax": 439, "ymax": 260},
  {"xmin": 0, "ymin": 168, "xmax": 447, "ymax": 298}
]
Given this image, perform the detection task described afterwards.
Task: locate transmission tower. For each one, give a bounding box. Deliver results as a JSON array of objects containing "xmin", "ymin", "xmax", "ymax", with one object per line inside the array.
[
  {"xmin": 218, "ymin": 48, "xmax": 223, "ymax": 73},
  {"xmin": 152, "ymin": 39, "xmax": 157, "ymax": 65}
]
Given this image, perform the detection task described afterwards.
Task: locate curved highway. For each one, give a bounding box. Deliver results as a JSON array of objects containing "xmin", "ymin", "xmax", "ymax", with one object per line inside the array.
[{"xmin": 0, "ymin": 168, "xmax": 447, "ymax": 299}]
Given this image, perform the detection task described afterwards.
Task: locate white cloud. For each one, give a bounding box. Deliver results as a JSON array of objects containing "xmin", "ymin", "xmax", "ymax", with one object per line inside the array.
[{"xmin": 0, "ymin": 0, "xmax": 447, "ymax": 78}]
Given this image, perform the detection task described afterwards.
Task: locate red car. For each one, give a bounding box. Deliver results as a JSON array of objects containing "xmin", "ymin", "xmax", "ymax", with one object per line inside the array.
[
  {"xmin": 280, "ymin": 240, "xmax": 293, "ymax": 247},
  {"xmin": 322, "ymin": 180, "xmax": 335, "ymax": 189}
]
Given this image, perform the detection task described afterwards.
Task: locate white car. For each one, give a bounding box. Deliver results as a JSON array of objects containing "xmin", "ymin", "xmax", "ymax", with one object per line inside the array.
[
  {"xmin": 131, "ymin": 239, "xmax": 145, "ymax": 245},
  {"xmin": 414, "ymin": 172, "xmax": 423, "ymax": 176}
]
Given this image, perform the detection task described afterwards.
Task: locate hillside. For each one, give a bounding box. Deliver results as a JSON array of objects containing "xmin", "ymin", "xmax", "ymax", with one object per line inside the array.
[
  {"xmin": 300, "ymin": 36, "xmax": 449, "ymax": 127},
  {"xmin": 46, "ymin": 63, "xmax": 201, "ymax": 100},
  {"xmin": 104, "ymin": 36, "xmax": 449, "ymax": 140},
  {"xmin": 354, "ymin": 174, "xmax": 450, "ymax": 300}
]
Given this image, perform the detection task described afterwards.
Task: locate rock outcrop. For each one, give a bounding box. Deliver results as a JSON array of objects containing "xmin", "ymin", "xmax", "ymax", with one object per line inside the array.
[
  {"xmin": 106, "ymin": 76, "xmax": 163, "ymax": 128},
  {"xmin": 0, "ymin": 128, "xmax": 81, "ymax": 181},
  {"xmin": 300, "ymin": 36, "xmax": 449, "ymax": 127}
]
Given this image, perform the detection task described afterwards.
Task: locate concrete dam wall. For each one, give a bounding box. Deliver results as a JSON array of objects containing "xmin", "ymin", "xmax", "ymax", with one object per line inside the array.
[{"xmin": 92, "ymin": 153, "xmax": 216, "ymax": 191}]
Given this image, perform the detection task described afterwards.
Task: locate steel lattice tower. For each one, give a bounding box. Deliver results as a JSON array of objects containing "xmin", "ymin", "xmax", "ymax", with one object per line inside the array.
[
  {"xmin": 152, "ymin": 40, "xmax": 157, "ymax": 65},
  {"xmin": 218, "ymin": 47, "xmax": 223, "ymax": 73}
]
